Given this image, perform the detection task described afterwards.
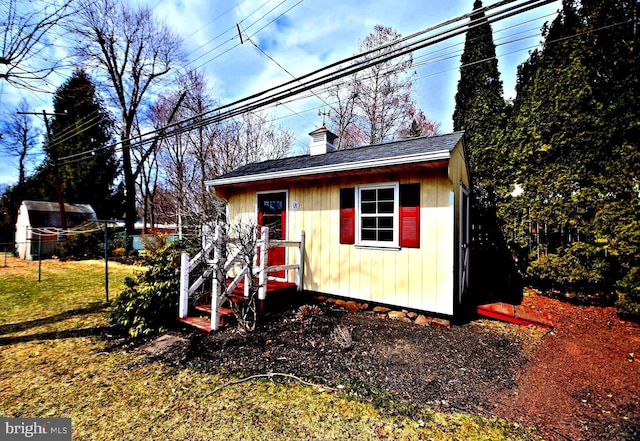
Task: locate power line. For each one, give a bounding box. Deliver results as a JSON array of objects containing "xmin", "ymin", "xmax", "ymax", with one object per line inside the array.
[
  {"xmin": 168, "ymin": 0, "xmax": 557, "ymax": 129},
  {"xmin": 55, "ymin": 0, "xmax": 560, "ymax": 164},
  {"xmin": 67, "ymin": 0, "xmax": 627, "ymax": 168},
  {"xmin": 58, "ymin": 8, "xmax": 630, "ymax": 169},
  {"xmin": 17, "ymin": 0, "xmax": 546, "ymax": 164},
  {"xmin": 237, "ymin": 21, "xmax": 326, "ymax": 125},
  {"xmin": 185, "ymin": 0, "xmax": 306, "ymax": 80},
  {"xmin": 175, "ymin": 8, "xmax": 555, "ymax": 131},
  {"xmin": 182, "ymin": 0, "xmax": 250, "ymax": 43},
  {"xmin": 181, "ymin": 0, "xmax": 278, "ymax": 68}
]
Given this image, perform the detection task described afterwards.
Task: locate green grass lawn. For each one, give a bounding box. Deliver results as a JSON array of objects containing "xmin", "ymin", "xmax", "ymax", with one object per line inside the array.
[{"xmin": 0, "ymin": 256, "xmax": 540, "ymax": 440}]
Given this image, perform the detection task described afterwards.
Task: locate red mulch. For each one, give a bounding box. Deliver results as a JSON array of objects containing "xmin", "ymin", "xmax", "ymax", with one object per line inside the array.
[{"xmin": 490, "ymin": 295, "xmax": 640, "ymax": 441}]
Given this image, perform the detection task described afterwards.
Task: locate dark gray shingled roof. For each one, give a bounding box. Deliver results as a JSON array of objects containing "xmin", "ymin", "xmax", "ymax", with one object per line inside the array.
[
  {"xmin": 207, "ymin": 131, "xmax": 464, "ymax": 186},
  {"xmin": 21, "ymin": 201, "xmax": 96, "ymax": 228}
]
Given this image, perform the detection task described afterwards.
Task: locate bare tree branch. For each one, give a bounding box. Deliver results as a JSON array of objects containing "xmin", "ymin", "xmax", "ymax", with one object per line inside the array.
[
  {"xmin": 329, "ymin": 25, "xmax": 421, "ymax": 148},
  {"xmin": 0, "ymin": 99, "xmax": 40, "ymax": 184},
  {"xmin": 72, "ymin": 0, "xmax": 186, "ymax": 235},
  {"xmin": 0, "ymin": 0, "xmax": 75, "ymax": 92}
]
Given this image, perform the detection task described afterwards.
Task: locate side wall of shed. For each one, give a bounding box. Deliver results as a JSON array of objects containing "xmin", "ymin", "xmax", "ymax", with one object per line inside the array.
[
  {"xmin": 448, "ymin": 141, "xmax": 471, "ymax": 308},
  {"xmin": 15, "ymin": 204, "xmax": 31, "ymax": 260}
]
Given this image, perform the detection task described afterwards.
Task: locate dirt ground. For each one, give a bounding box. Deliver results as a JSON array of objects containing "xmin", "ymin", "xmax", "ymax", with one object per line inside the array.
[
  {"xmin": 491, "ymin": 295, "xmax": 640, "ymax": 441},
  {"xmin": 122, "ymin": 293, "xmax": 640, "ymax": 441}
]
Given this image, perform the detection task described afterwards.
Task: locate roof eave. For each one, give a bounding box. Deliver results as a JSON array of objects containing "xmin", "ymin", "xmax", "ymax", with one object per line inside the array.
[{"xmin": 206, "ymin": 150, "xmax": 452, "ymax": 188}]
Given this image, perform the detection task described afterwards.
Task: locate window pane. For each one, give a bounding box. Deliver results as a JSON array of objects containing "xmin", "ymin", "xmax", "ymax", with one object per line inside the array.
[
  {"xmin": 378, "ymin": 188, "xmax": 394, "ymax": 201},
  {"xmin": 361, "ymin": 189, "xmax": 376, "ymax": 202},
  {"xmin": 378, "ymin": 230, "xmax": 393, "ymax": 242},
  {"xmin": 361, "ymin": 202, "xmax": 376, "ymax": 214},
  {"xmin": 378, "ymin": 201, "xmax": 394, "ymax": 213},
  {"xmin": 362, "ymin": 217, "xmax": 376, "ymax": 228},
  {"xmin": 361, "ymin": 229, "xmax": 376, "ymax": 241},
  {"xmin": 378, "ymin": 217, "xmax": 393, "ymax": 228}
]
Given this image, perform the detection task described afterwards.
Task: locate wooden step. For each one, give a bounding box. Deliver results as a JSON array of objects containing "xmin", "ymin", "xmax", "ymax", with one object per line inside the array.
[
  {"xmin": 179, "ymin": 279, "xmax": 298, "ymax": 333},
  {"xmin": 225, "ymin": 278, "xmax": 298, "ymax": 294},
  {"xmin": 177, "ymin": 316, "xmax": 223, "ymax": 332},
  {"xmin": 477, "ymin": 302, "xmax": 553, "ymax": 328},
  {"xmin": 194, "ymin": 304, "xmax": 234, "ymax": 316},
  {"xmin": 226, "ymin": 278, "xmax": 250, "ymax": 295},
  {"xmin": 264, "ymin": 280, "xmax": 298, "ymax": 292},
  {"xmin": 226, "ymin": 293, "xmax": 247, "ymax": 304}
]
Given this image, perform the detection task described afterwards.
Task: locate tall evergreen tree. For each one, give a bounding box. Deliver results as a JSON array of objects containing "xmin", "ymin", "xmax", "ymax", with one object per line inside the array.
[
  {"xmin": 453, "ymin": 0, "xmax": 507, "ymax": 195},
  {"xmin": 501, "ymin": 0, "xmax": 639, "ymax": 317},
  {"xmin": 50, "ymin": 69, "xmax": 120, "ymax": 219},
  {"xmin": 452, "ymin": 1, "xmax": 515, "ymax": 302}
]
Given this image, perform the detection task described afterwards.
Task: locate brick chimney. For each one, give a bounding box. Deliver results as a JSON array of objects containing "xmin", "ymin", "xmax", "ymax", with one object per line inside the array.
[{"xmin": 309, "ymin": 126, "xmax": 337, "ymax": 155}]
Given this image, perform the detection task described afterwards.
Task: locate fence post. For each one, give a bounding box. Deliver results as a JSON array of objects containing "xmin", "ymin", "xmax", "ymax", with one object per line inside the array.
[
  {"xmin": 37, "ymin": 230, "xmax": 42, "ymax": 283},
  {"xmin": 258, "ymin": 226, "xmax": 268, "ymax": 300},
  {"xmin": 104, "ymin": 222, "xmax": 109, "ymax": 303},
  {"xmin": 179, "ymin": 253, "xmax": 189, "ymax": 318}
]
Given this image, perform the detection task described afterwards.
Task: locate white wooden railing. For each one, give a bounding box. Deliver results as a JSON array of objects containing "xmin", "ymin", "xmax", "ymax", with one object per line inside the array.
[{"xmin": 179, "ymin": 224, "xmax": 305, "ymax": 331}]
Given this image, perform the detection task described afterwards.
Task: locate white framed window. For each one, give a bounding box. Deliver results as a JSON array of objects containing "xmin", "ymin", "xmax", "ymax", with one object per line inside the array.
[{"xmin": 355, "ymin": 182, "xmax": 399, "ymax": 248}]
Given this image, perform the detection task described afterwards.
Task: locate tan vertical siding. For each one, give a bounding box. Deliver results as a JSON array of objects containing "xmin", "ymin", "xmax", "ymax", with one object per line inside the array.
[{"xmin": 222, "ymin": 147, "xmax": 466, "ymax": 316}]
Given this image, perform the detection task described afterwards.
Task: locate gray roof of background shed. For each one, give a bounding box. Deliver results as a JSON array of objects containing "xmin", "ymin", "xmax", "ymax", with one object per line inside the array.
[
  {"xmin": 21, "ymin": 200, "xmax": 97, "ymax": 228},
  {"xmin": 207, "ymin": 131, "xmax": 464, "ymax": 186}
]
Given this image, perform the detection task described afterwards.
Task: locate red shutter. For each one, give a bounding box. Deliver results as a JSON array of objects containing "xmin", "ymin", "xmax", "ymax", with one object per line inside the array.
[
  {"xmin": 340, "ymin": 188, "xmax": 355, "ymax": 244},
  {"xmin": 400, "ymin": 184, "xmax": 420, "ymax": 248},
  {"xmin": 400, "ymin": 206, "xmax": 420, "ymax": 247}
]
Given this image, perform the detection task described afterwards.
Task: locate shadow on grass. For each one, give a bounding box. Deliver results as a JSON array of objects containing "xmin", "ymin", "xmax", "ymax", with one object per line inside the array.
[
  {"xmin": 0, "ymin": 302, "xmax": 108, "ymax": 336},
  {"xmin": 0, "ymin": 325, "xmax": 111, "ymax": 346}
]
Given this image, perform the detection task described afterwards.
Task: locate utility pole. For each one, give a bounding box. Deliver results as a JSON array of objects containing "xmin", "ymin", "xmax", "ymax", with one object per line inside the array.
[
  {"xmin": 42, "ymin": 110, "xmax": 67, "ymax": 230},
  {"xmin": 18, "ymin": 110, "xmax": 67, "ymax": 229}
]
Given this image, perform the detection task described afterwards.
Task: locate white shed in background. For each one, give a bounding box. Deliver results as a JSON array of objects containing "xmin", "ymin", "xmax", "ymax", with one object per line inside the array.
[{"xmin": 15, "ymin": 200, "xmax": 97, "ymax": 260}]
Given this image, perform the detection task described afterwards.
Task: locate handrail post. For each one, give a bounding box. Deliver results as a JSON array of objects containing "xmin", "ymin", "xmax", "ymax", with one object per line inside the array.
[
  {"xmin": 258, "ymin": 226, "xmax": 268, "ymax": 300},
  {"xmin": 244, "ymin": 268, "xmax": 250, "ymax": 298},
  {"xmin": 297, "ymin": 230, "xmax": 305, "ymax": 291},
  {"xmin": 179, "ymin": 252, "xmax": 189, "ymax": 318},
  {"xmin": 211, "ymin": 223, "xmax": 223, "ymax": 331}
]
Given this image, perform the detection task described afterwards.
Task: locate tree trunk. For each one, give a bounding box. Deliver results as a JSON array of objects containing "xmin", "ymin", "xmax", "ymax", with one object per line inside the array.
[{"xmin": 121, "ymin": 139, "xmax": 137, "ymax": 237}]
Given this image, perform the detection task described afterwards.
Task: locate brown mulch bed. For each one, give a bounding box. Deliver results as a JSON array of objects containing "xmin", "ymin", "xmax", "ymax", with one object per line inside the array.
[{"xmin": 120, "ymin": 293, "xmax": 640, "ymax": 440}]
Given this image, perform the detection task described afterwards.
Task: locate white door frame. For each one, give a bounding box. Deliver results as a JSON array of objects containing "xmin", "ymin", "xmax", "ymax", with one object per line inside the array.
[
  {"xmin": 459, "ymin": 183, "xmax": 470, "ymax": 303},
  {"xmin": 255, "ymin": 190, "xmax": 289, "ymax": 282}
]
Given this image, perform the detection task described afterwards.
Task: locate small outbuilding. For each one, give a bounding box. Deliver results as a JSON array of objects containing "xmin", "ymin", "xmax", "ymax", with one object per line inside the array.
[
  {"xmin": 15, "ymin": 200, "xmax": 97, "ymax": 260},
  {"xmin": 205, "ymin": 128, "xmax": 471, "ymax": 317}
]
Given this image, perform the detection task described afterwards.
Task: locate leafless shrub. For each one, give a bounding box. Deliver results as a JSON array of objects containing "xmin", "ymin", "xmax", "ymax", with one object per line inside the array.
[{"xmin": 332, "ymin": 325, "xmax": 353, "ymax": 350}]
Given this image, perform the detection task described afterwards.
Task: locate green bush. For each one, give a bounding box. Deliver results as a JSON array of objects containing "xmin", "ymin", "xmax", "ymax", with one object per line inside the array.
[
  {"xmin": 58, "ymin": 230, "xmax": 105, "ymax": 260},
  {"xmin": 110, "ymin": 240, "xmax": 196, "ymax": 337},
  {"xmin": 615, "ymin": 267, "xmax": 640, "ymax": 322},
  {"xmin": 139, "ymin": 234, "xmax": 172, "ymax": 254},
  {"xmin": 526, "ymin": 242, "xmax": 611, "ymax": 297}
]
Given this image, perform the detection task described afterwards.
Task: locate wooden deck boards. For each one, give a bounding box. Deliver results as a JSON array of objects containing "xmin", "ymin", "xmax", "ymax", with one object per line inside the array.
[{"xmin": 477, "ymin": 302, "xmax": 553, "ymax": 328}]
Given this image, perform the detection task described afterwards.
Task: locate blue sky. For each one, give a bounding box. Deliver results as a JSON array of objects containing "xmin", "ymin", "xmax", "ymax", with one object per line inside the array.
[{"xmin": 0, "ymin": 0, "xmax": 561, "ymax": 185}]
